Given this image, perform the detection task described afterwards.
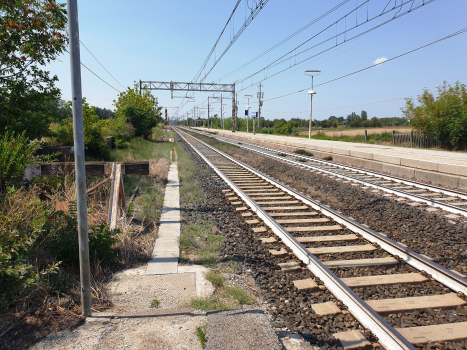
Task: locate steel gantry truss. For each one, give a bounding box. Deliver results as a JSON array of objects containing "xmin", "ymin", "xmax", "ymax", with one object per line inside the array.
[{"xmin": 140, "ymin": 80, "xmax": 237, "ymax": 132}]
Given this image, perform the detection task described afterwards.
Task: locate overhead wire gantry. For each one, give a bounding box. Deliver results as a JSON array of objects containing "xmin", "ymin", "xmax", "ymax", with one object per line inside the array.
[{"xmin": 139, "ymin": 80, "xmax": 238, "ymax": 132}]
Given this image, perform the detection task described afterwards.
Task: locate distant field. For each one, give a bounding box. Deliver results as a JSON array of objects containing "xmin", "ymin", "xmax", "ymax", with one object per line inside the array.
[{"xmin": 298, "ymin": 126, "xmax": 413, "ymax": 137}]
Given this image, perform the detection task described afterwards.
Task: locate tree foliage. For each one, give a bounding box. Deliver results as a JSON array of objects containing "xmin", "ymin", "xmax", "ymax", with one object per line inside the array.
[
  {"xmin": 0, "ymin": 0, "xmax": 68, "ymax": 139},
  {"xmin": 402, "ymin": 81, "xmax": 467, "ymax": 150},
  {"xmin": 114, "ymin": 83, "xmax": 162, "ymax": 138}
]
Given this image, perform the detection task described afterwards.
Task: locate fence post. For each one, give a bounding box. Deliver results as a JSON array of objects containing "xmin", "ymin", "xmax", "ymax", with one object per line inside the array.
[
  {"xmin": 392, "ymin": 130, "xmax": 395, "ymax": 146},
  {"xmin": 364, "ymin": 129, "xmax": 367, "ymax": 143}
]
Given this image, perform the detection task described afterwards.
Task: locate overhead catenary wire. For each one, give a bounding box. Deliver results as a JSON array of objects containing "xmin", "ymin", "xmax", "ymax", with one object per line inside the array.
[
  {"xmin": 254, "ymin": 0, "xmax": 444, "ymax": 90},
  {"xmin": 79, "ymin": 40, "xmax": 126, "ymax": 89},
  {"xmin": 236, "ymin": 0, "xmax": 435, "ymax": 91},
  {"xmin": 215, "ymin": 0, "xmax": 352, "ymax": 82},
  {"xmin": 62, "ymin": 48, "xmax": 122, "ymax": 93},
  {"xmin": 254, "ymin": 27, "xmax": 467, "ymax": 103},
  {"xmin": 192, "ymin": 0, "xmax": 242, "ymax": 83}
]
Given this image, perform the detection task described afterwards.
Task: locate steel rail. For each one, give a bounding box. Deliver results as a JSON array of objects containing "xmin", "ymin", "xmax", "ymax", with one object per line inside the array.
[
  {"xmin": 175, "ymin": 128, "xmax": 415, "ymax": 350},
  {"xmin": 179, "ymin": 127, "xmax": 467, "ymax": 292},
  {"xmin": 186, "ymin": 127, "xmax": 467, "ymax": 217}
]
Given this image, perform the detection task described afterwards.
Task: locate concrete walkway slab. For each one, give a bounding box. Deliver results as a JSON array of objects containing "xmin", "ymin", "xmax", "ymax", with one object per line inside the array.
[{"xmin": 147, "ymin": 163, "xmax": 180, "ymax": 275}]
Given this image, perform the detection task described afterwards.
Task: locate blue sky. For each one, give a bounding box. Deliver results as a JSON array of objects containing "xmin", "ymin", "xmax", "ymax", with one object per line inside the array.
[{"xmin": 48, "ymin": 0, "xmax": 467, "ymax": 122}]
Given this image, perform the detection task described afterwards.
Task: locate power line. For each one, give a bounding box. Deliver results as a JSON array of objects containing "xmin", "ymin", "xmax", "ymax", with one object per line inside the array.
[
  {"xmin": 192, "ymin": 0, "xmax": 242, "ymax": 83},
  {"xmin": 79, "ymin": 40, "xmax": 126, "ymax": 89},
  {"xmin": 62, "ymin": 48, "xmax": 122, "ymax": 93},
  {"xmin": 237, "ymin": 0, "xmax": 435, "ymax": 91},
  {"xmin": 255, "ymin": 0, "xmax": 444, "ymax": 89},
  {"xmin": 259, "ymin": 27, "xmax": 467, "ymax": 103},
  {"xmin": 216, "ymin": 0, "xmax": 352, "ymax": 82},
  {"xmin": 80, "ymin": 62, "xmax": 121, "ymax": 92}
]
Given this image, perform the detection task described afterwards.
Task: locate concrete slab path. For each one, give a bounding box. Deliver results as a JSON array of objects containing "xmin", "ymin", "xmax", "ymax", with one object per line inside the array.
[{"xmin": 147, "ymin": 162, "xmax": 180, "ymax": 275}]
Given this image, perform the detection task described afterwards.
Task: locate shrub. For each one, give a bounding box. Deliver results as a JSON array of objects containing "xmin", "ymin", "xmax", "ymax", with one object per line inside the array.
[
  {"xmin": 0, "ymin": 188, "xmax": 58, "ymax": 305},
  {"xmin": 402, "ymin": 81, "xmax": 467, "ymax": 150},
  {"xmin": 0, "ymin": 131, "xmax": 39, "ymax": 188},
  {"xmin": 49, "ymin": 208, "xmax": 119, "ymax": 266}
]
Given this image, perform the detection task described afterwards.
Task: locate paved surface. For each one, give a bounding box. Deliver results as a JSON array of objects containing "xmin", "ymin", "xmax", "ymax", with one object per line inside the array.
[
  {"xmin": 201, "ymin": 128, "xmax": 467, "ymax": 188},
  {"xmin": 212, "ymin": 129, "xmax": 467, "ymax": 169},
  {"xmin": 147, "ymin": 163, "xmax": 180, "ymax": 274},
  {"xmin": 205, "ymin": 309, "xmax": 282, "ymax": 350}
]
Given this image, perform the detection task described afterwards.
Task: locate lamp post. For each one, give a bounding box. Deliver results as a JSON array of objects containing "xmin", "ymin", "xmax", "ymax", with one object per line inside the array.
[
  {"xmin": 305, "ymin": 70, "xmax": 321, "ymax": 139},
  {"xmin": 244, "ymin": 94, "xmax": 253, "ymax": 133}
]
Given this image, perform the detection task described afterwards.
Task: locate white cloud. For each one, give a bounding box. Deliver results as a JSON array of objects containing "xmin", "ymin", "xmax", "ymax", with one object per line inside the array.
[{"xmin": 374, "ymin": 57, "xmax": 388, "ymax": 65}]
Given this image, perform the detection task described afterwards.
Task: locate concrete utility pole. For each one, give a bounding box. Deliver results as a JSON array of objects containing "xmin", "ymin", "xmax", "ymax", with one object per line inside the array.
[
  {"xmin": 207, "ymin": 97, "xmax": 210, "ymax": 129},
  {"xmin": 245, "ymin": 94, "xmax": 253, "ymax": 133},
  {"xmin": 257, "ymin": 83, "xmax": 263, "ymax": 131},
  {"xmin": 67, "ymin": 0, "xmax": 91, "ymax": 317},
  {"xmin": 165, "ymin": 108, "xmax": 168, "ymax": 133},
  {"xmin": 305, "ymin": 70, "xmax": 320, "ymax": 139},
  {"xmin": 220, "ymin": 94, "xmax": 223, "ymax": 129}
]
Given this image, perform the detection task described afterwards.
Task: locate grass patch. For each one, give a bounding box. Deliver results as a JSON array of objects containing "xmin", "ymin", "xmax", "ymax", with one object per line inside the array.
[
  {"xmin": 150, "ymin": 299, "xmax": 160, "ymax": 308},
  {"xmin": 205, "ymin": 270, "xmax": 224, "ymax": 287},
  {"xmin": 323, "ymin": 156, "xmax": 333, "ymax": 161},
  {"xmin": 277, "ymin": 153, "xmax": 287, "ymax": 157},
  {"xmin": 179, "ymin": 221, "xmax": 224, "ymax": 266},
  {"xmin": 309, "ymin": 131, "xmax": 393, "ymax": 144},
  {"xmin": 174, "ymin": 140, "xmax": 205, "ymax": 204},
  {"xmin": 189, "ymin": 296, "xmax": 230, "ymax": 311},
  {"xmin": 197, "ymin": 326, "xmax": 206, "ymax": 348},
  {"xmin": 108, "ymin": 135, "xmax": 173, "ymax": 163},
  {"xmin": 222, "ymin": 286, "xmax": 255, "ymax": 305},
  {"xmin": 294, "ymin": 149, "xmax": 314, "ymax": 157},
  {"xmin": 296, "ymin": 158, "xmax": 308, "ymax": 162}
]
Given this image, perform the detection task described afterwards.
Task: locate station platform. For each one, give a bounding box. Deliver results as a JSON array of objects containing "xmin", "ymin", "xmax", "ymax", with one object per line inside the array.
[{"xmin": 195, "ymin": 128, "xmax": 467, "ymax": 189}]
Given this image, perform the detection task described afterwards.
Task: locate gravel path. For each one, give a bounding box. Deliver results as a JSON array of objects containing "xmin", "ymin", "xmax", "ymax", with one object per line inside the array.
[{"xmin": 205, "ymin": 310, "xmax": 282, "ymax": 350}]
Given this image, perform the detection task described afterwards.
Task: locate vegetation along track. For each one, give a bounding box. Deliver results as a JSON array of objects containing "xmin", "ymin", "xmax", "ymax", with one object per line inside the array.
[
  {"xmin": 175, "ymin": 127, "xmax": 467, "ymax": 350},
  {"xmin": 188, "ymin": 127, "xmax": 467, "ymax": 218}
]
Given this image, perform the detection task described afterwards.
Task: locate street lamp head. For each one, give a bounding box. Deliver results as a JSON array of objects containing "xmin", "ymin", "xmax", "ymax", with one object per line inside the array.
[
  {"xmin": 305, "ymin": 70, "xmax": 321, "ymax": 73},
  {"xmin": 308, "ymin": 90, "xmax": 316, "ymax": 95}
]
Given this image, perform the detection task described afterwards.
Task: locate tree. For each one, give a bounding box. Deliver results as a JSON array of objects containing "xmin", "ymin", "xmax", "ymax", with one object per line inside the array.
[
  {"xmin": 0, "ymin": 0, "xmax": 68, "ymax": 139},
  {"xmin": 346, "ymin": 112, "xmax": 360, "ymax": 124},
  {"xmin": 95, "ymin": 107, "xmax": 115, "ymax": 120},
  {"xmin": 402, "ymin": 81, "xmax": 467, "ymax": 150},
  {"xmin": 350, "ymin": 117, "xmax": 362, "ymax": 127},
  {"xmin": 114, "ymin": 83, "xmax": 162, "ymax": 138},
  {"xmin": 369, "ymin": 116, "xmax": 382, "ymax": 127},
  {"xmin": 361, "ymin": 110, "xmax": 368, "ymax": 121},
  {"xmin": 331, "ymin": 120, "xmax": 339, "ymax": 128}
]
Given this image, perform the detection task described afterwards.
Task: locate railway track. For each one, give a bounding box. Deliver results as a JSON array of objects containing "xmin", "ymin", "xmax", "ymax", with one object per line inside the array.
[
  {"xmin": 185, "ymin": 127, "xmax": 467, "ymax": 218},
  {"xmin": 175, "ymin": 127, "xmax": 467, "ymax": 350}
]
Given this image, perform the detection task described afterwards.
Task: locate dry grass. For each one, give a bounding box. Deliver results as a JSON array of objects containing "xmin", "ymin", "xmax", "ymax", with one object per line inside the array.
[
  {"xmin": 298, "ymin": 126, "xmax": 412, "ymax": 137},
  {"xmin": 149, "ymin": 158, "xmax": 170, "ymax": 183}
]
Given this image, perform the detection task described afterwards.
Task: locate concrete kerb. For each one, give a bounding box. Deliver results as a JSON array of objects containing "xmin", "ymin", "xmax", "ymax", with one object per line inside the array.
[{"xmin": 207, "ymin": 130, "xmax": 467, "ymax": 190}]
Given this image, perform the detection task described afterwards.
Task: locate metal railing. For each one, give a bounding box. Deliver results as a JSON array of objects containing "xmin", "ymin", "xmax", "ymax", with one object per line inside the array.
[{"xmin": 392, "ymin": 131, "xmax": 438, "ymax": 148}]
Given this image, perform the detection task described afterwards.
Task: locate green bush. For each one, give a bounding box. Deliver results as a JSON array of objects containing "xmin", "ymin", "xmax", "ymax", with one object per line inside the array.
[
  {"xmin": 50, "ymin": 208, "xmax": 119, "ymax": 266},
  {"xmin": 0, "ymin": 188, "xmax": 58, "ymax": 306},
  {"xmin": 0, "ymin": 131, "xmax": 39, "ymax": 188},
  {"xmin": 402, "ymin": 81, "xmax": 467, "ymax": 150}
]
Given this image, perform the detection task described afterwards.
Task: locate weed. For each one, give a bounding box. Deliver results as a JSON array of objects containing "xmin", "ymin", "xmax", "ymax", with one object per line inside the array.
[
  {"xmin": 296, "ymin": 158, "xmax": 308, "ymax": 162},
  {"xmin": 277, "ymin": 153, "xmax": 287, "ymax": 157},
  {"xmin": 205, "ymin": 270, "xmax": 224, "ymax": 287},
  {"xmin": 179, "ymin": 221, "xmax": 224, "ymax": 266},
  {"xmin": 222, "ymin": 286, "xmax": 255, "ymax": 305},
  {"xmin": 190, "ymin": 296, "xmax": 230, "ymax": 311},
  {"xmin": 197, "ymin": 326, "xmax": 206, "ymax": 348},
  {"xmin": 175, "ymin": 141, "xmax": 205, "ymax": 204},
  {"xmin": 150, "ymin": 299, "xmax": 160, "ymax": 308},
  {"xmin": 294, "ymin": 149, "xmax": 314, "ymax": 157},
  {"xmin": 323, "ymin": 156, "xmax": 333, "ymax": 161}
]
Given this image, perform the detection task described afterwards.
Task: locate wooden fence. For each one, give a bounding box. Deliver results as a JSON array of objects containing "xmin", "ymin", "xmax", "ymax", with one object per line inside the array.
[
  {"xmin": 392, "ymin": 131, "xmax": 438, "ymax": 149},
  {"xmin": 24, "ymin": 161, "xmax": 149, "ymax": 230}
]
